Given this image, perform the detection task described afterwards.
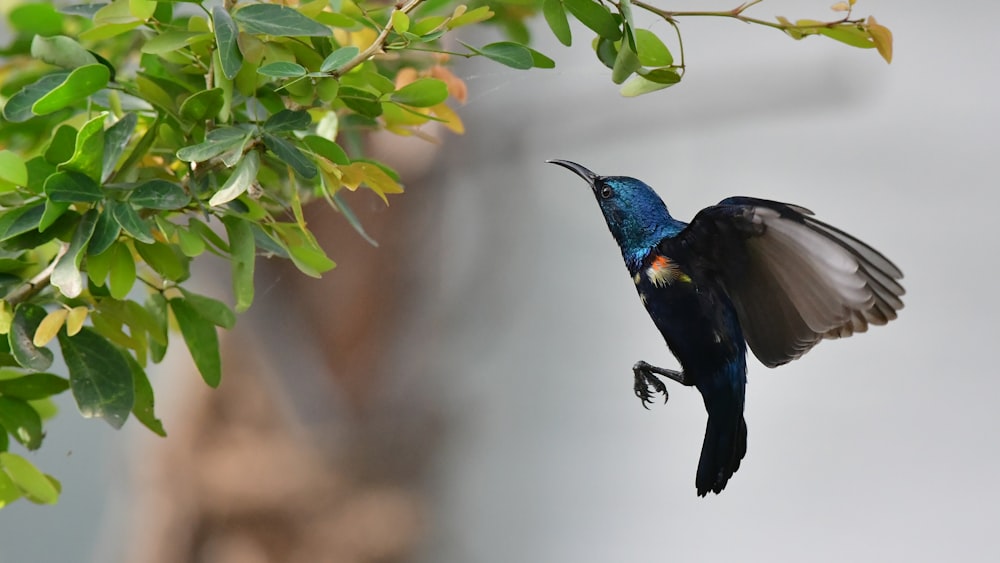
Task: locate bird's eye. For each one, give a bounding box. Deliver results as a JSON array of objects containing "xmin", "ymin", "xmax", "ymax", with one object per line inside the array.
[{"xmin": 600, "ymin": 185, "xmax": 613, "ymax": 199}]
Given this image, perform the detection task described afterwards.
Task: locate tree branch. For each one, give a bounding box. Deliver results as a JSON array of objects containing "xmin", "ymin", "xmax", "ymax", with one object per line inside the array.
[
  {"xmin": 2, "ymin": 245, "xmax": 67, "ymax": 306},
  {"xmin": 333, "ymin": 0, "xmax": 425, "ymax": 77}
]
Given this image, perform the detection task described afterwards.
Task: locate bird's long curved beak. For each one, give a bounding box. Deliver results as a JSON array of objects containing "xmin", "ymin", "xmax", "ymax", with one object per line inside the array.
[{"xmin": 546, "ymin": 159, "xmax": 599, "ymax": 188}]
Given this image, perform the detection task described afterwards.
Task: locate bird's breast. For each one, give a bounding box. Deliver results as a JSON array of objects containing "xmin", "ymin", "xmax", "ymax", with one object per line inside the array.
[
  {"xmin": 634, "ymin": 253, "xmax": 692, "ymax": 290},
  {"xmin": 631, "ymin": 253, "xmax": 746, "ymax": 375}
]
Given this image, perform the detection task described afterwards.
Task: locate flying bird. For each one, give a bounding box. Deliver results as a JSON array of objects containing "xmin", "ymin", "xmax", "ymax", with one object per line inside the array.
[{"xmin": 548, "ymin": 159, "xmax": 904, "ymax": 496}]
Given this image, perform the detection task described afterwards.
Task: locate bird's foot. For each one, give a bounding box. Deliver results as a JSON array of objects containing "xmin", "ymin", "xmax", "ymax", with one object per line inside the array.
[{"xmin": 632, "ymin": 360, "xmax": 686, "ymax": 410}]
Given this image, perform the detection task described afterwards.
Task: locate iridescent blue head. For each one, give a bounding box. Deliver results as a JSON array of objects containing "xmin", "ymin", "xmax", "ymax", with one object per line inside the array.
[{"xmin": 547, "ymin": 160, "xmax": 686, "ymax": 268}]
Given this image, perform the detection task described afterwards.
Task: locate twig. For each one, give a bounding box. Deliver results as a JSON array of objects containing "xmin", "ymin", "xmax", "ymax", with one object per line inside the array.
[
  {"xmin": 632, "ymin": 0, "xmax": 858, "ymax": 32},
  {"xmin": 3, "ymin": 245, "xmax": 68, "ymax": 306},
  {"xmin": 332, "ymin": 0, "xmax": 425, "ymax": 77}
]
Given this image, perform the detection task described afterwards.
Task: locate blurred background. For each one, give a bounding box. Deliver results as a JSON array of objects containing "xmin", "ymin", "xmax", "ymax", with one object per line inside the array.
[{"xmin": 3, "ymin": 0, "xmax": 1000, "ymax": 561}]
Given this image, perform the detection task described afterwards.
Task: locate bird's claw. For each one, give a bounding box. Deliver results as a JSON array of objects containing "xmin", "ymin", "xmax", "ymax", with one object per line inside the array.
[{"xmin": 633, "ymin": 361, "xmax": 669, "ymax": 409}]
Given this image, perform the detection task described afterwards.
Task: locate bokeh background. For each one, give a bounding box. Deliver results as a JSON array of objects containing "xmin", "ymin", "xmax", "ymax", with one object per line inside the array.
[{"xmin": 2, "ymin": 0, "xmax": 1000, "ymax": 561}]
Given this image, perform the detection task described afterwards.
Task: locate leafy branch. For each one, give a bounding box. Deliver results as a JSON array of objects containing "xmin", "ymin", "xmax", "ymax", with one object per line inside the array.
[
  {"xmin": 543, "ymin": 0, "xmax": 892, "ymax": 96},
  {"xmin": 333, "ymin": 0, "xmax": 426, "ymax": 77}
]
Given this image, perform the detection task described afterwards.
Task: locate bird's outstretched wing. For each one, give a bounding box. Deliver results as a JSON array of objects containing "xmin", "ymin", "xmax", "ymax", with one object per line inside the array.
[{"xmin": 662, "ymin": 197, "xmax": 904, "ymax": 368}]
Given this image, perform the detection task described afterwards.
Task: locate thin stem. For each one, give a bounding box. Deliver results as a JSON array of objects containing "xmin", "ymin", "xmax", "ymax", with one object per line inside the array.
[
  {"xmin": 632, "ymin": 0, "xmax": 856, "ymax": 32},
  {"xmin": 3, "ymin": 245, "xmax": 68, "ymax": 306},
  {"xmin": 333, "ymin": 0, "xmax": 425, "ymax": 77},
  {"xmin": 666, "ymin": 17, "xmax": 685, "ymax": 72}
]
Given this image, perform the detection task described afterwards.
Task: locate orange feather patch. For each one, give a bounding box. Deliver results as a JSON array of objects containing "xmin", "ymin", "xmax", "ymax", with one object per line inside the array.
[{"xmin": 645, "ymin": 254, "xmax": 691, "ymax": 287}]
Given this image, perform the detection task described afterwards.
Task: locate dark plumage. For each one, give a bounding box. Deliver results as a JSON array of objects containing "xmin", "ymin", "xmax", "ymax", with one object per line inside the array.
[{"xmin": 548, "ymin": 159, "xmax": 904, "ymax": 496}]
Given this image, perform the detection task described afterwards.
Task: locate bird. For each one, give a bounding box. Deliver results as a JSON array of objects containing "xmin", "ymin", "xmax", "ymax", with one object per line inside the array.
[{"xmin": 547, "ymin": 159, "xmax": 904, "ymax": 496}]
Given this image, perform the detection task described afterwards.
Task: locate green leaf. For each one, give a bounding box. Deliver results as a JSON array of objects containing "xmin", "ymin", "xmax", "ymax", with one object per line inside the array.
[
  {"xmin": 110, "ymin": 201, "xmax": 154, "ymax": 244},
  {"xmin": 188, "ymin": 218, "xmax": 230, "ymax": 253},
  {"xmin": 611, "ymin": 42, "xmax": 641, "ymax": 84},
  {"xmin": 179, "ymin": 88, "xmax": 226, "ymax": 122},
  {"xmin": 543, "ymin": 0, "xmax": 572, "ymax": 46},
  {"xmin": 179, "ymin": 288, "xmax": 236, "ymax": 329},
  {"xmin": 59, "ymin": 327, "xmax": 135, "ymax": 430},
  {"xmin": 26, "ymin": 398, "xmax": 57, "ymax": 422},
  {"xmin": 45, "ymin": 125, "xmax": 78, "ymax": 166},
  {"xmin": 117, "ymin": 115, "xmax": 160, "ymax": 180},
  {"xmin": 223, "ymin": 216, "xmax": 255, "ymax": 313},
  {"xmin": 594, "ymin": 37, "xmax": 617, "ymax": 69},
  {"xmin": 529, "ymin": 48, "xmax": 557, "ymax": 69},
  {"xmin": 391, "ymin": 78, "xmax": 448, "ymax": 107},
  {"xmin": 0, "ymin": 453, "xmax": 58, "ymax": 504},
  {"xmin": 263, "ymin": 133, "xmax": 318, "ymax": 179},
  {"xmin": 102, "ymin": 113, "xmax": 138, "ymax": 182},
  {"xmin": 467, "ymin": 41, "xmax": 534, "ymax": 70},
  {"xmin": 0, "ymin": 468, "xmax": 19, "ymax": 507},
  {"xmin": 9, "ymin": 304, "xmax": 54, "ymax": 372},
  {"xmin": 634, "ymin": 29, "xmax": 673, "ymax": 67},
  {"xmin": 108, "ymin": 242, "xmax": 136, "ymax": 299},
  {"xmin": 145, "ymin": 293, "xmax": 169, "ymax": 362},
  {"xmin": 9, "ymin": 3, "xmax": 63, "ymax": 35},
  {"xmin": 257, "ymin": 62, "xmax": 307, "ymax": 78},
  {"xmin": 303, "ymin": 135, "xmax": 349, "ymax": 165},
  {"xmin": 0, "ymin": 374, "xmax": 69, "ymax": 401},
  {"xmin": 209, "ymin": 150, "xmax": 259, "ymax": 207},
  {"xmin": 32, "ymin": 65, "xmax": 111, "ymax": 116},
  {"xmin": 391, "ymin": 10, "xmax": 410, "ymax": 33},
  {"xmin": 338, "ymin": 86, "xmax": 382, "ymax": 118},
  {"xmin": 330, "ymin": 190, "xmax": 378, "ymax": 247},
  {"xmin": 141, "ymin": 31, "xmax": 212, "ymax": 55},
  {"xmin": 124, "ymin": 354, "xmax": 165, "ymax": 437},
  {"xmin": 88, "ymin": 207, "xmax": 121, "ymax": 256},
  {"xmin": 320, "ymin": 46, "xmax": 359, "ymax": 73},
  {"xmin": 176, "ymin": 126, "xmax": 250, "ymax": 163},
  {"xmin": 2, "ymin": 73, "xmax": 70, "ymax": 123},
  {"xmin": 263, "ymin": 109, "xmax": 312, "ymax": 133},
  {"xmin": 0, "ymin": 397, "xmax": 43, "ymax": 450},
  {"xmin": 134, "ymin": 241, "xmax": 189, "ymax": 282},
  {"xmin": 0, "ymin": 205, "xmax": 44, "ymax": 242},
  {"xmin": 0, "ymin": 150, "xmax": 28, "ymax": 193},
  {"xmin": 59, "ymin": 113, "xmax": 107, "ymax": 182},
  {"xmin": 41, "ymin": 200, "xmax": 71, "ymax": 234},
  {"xmin": 620, "ymin": 70, "xmax": 679, "ymax": 97},
  {"xmin": 818, "ymin": 24, "xmax": 877, "ymax": 49},
  {"xmin": 274, "ymin": 223, "xmax": 335, "ymax": 278},
  {"xmin": 212, "ymin": 7, "xmax": 243, "ymax": 80},
  {"xmin": 30, "ymin": 35, "xmax": 98, "ymax": 69},
  {"xmin": 176, "ymin": 226, "xmax": 206, "ymax": 257},
  {"xmin": 44, "ymin": 171, "xmax": 103, "ymax": 203},
  {"xmin": 233, "ymin": 4, "xmax": 330, "ymax": 37},
  {"xmin": 564, "ymin": 0, "xmax": 621, "ymax": 40},
  {"xmin": 447, "ymin": 5, "xmax": 493, "ymax": 28},
  {"xmin": 129, "ymin": 180, "xmax": 191, "ymax": 210},
  {"xmin": 51, "ymin": 209, "xmax": 99, "ymax": 299},
  {"xmin": 639, "ymin": 67, "xmax": 682, "ymax": 85},
  {"xmin": 169, "ymin": 298, "xmax": 221, "ymax": 387}
]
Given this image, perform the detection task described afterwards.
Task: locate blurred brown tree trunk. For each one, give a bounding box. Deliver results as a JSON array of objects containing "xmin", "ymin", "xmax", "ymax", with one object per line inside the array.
[{"xmin": 126, "ymin": 139, "xmax": 446, "ymax": 563}]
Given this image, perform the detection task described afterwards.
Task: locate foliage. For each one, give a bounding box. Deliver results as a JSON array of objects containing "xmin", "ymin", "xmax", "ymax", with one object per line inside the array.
[{"xmin": 0, "ymin": 0, "xmax": 891, "ymax": 509}]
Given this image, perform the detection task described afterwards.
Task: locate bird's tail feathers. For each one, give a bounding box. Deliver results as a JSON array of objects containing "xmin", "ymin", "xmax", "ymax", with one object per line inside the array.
[{"xmin": 696, "ymin": 380, "xmax": 748, "ymax": 497}]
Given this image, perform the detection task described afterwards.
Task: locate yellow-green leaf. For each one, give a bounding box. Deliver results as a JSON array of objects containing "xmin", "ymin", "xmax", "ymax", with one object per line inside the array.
[
  {"xmin": 0, "ymin": 453, "xmax": 58, "ymax": 504},
  {"xmin": 66, "ymin": 307, "xmax": 88, "ymax": 336},
  {"xmin": 0, "ymin": 150, "xmax": 28, "ymax": 193},
  {"xmin": 108, "ymin": 242, "xmax": 136, "ymax": 299},
  {"xmin": 33, "ymin": 309, "xmax": 68, "ymax": 348}
]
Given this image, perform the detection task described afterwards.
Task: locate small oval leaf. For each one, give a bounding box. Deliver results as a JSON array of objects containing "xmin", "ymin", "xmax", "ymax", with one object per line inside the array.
[
  {"xmin": 33, "ymin": 309, "xmax": 68, "ymax": 348},
  {"xmin": 256, "ymin": 62, "xmax": 307, "ymax": 78}
]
